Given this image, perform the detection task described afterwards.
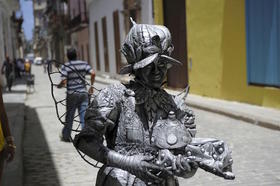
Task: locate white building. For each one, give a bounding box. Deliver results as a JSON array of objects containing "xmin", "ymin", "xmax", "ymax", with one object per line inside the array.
[
  {"xmin": 33, "ymin": 0, "xmax": 48, "ymax": 59},
  {"xmin": 86, "ymin": 0, "xmax": 153, "ymax": 76},
  {"xmin": 0, "ymin": 0, "xmax": 21, "ymax": 86}
]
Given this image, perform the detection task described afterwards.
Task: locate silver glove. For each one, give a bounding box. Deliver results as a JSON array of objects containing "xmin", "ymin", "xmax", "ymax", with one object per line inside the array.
[{"xmin": 107, "ymin": 151, "xmax": 166, "ymax": 183}]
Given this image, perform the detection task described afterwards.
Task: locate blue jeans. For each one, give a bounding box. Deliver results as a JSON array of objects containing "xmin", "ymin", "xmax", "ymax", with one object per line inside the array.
[{"xmin": 62, "ymin": 92, "xmax": 88, "ymax": 140}]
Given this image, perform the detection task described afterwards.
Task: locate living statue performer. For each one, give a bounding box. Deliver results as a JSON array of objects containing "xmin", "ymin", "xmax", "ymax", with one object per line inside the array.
[{"xmin": 74, "ymin": 20, "xmax": 235, "ymax": 186}]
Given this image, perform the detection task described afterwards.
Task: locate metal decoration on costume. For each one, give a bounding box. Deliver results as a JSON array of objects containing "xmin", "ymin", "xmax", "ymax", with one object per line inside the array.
[
  {"xmin": 149, "ymin": 110, "xmax": 234, "ymax": 180},
  {"xmin": 151, "ymin": 111, "xmax": 192, "ymax": 149},
  {"xmin": 184, "ymin": 139, "xmax": 234, "ymax": 179},
  {"xmin": 151, "ymin": 112, "xmax": 234, "ymax": 179}
]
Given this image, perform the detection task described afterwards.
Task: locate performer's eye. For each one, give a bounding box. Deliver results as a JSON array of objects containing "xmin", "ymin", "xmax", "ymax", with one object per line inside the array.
[
  {"xmin": 158, "ymin": 60, "xmax": 166, "ymax": 68},
  {"xmin": 146, "ymin": 63, "xmax": 153, "ymax": 70},
  {"xmin": 158, "ymin": 63, "xmax": 165, "ymax": 68}
]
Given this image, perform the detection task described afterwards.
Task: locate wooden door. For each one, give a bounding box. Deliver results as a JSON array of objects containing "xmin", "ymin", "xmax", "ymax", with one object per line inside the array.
[
  {"xmin": 94, "ymin": 22, "xmax": 100, "ymax": 70},
  {"xmin": 113, "ymin": 10, "xmax": 122, "ymax": 73},
  {"xmin": 163, "ymin": 0, "xmax": 188, "ymax": 88},
  {"xmin": 102, "ymin": 17, "xmax": 109, "ymax": 72}
]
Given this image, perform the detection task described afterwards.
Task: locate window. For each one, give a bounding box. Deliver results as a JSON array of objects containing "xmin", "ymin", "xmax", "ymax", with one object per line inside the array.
[
  {"xmin": 87, "ymin": 43, "xmax": 90, "ymax": 64},
  {"xmin": 246, "ymin": 0, "xmax": 280, "ymax": 88},
  {"xmin": 81, "ymin": 45, "xmax": 84, "ymax": 61},
  {"xmin": 102, "ymin": 17, "xmax": 109, "ymax": 72},
  {"xmin": 94, "ymin": 22, "xmax": 100, "ymax": 70},
  {"xmin": 72, "ymin": 9, "xmax": 75, "ymax": 19},
  {"xmin": 78, "ymin": 0, "xmax": 81, "ymax": 15},
  {"xmin": 113, "ymin": 10, "xmax": 122, "ymax": 73}
]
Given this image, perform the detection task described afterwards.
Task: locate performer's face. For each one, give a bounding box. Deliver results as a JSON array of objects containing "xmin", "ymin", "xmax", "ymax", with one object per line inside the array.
[{"xmin": 137, "ymin": 57, "xmax": 167, "ymax": 88}]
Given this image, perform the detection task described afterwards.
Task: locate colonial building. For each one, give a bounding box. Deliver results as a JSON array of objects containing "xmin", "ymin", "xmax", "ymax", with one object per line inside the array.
[
  {"xmin": 45, "ymin": 0, "xmax": 69, "ymax": 63},
  {"xmin": 0, "ymin": 0, "xmax": 23, "ymax": 86},
  {"xmin": 68, "ymin": 0, "xmax": 89, "ymax": 63},
  {"xmin": 86, "ymin": 0, "xmax": 153, "ymax": 76},
  {"xmin": 86, "ymin": 0, "xmax": 188, "ymax": 88},
  {"xmin": 33, "ymin": 0, "xmax": 48, "ymax": 59}
]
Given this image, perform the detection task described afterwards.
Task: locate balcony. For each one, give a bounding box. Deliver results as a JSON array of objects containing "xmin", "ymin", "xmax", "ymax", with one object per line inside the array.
[
  {"xmin": 11, "ymin": 11, "xmax": 23, "ymax": 33},
  {"xmin": 68, "ymin": 12, "xmax": 88, "ymax": 33},
  {"xmin": 34, "ymin": 1, "xmax": 47, "ymax": 11},
  {"xmin": 0, "ymin": 0, "xmax": 20, "ymax": 13}
]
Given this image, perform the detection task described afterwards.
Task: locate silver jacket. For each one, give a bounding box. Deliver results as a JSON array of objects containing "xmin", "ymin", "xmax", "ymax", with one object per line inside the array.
[{"xmin": 75, "ymin": 82, "xmax": 196, "ymax": 186}]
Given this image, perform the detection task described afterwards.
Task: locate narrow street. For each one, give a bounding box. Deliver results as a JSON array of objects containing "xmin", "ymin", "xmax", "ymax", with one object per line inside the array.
[
  {"xmin": 23, "ymin": 65, "xmax": 280, "ymax": 186},
  {"xmin": 23, "ymin": 65, "xmax": 100, "ymax": 186}
]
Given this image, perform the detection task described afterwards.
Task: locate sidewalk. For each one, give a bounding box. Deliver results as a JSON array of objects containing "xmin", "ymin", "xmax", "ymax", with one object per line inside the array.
[
  {"xmin": 95, "ymin": 74, "xmax": 280, "ymax": 131},
  {"xmin": 1, "ymin": 79, "xmax": 27, "ymax": 186}
]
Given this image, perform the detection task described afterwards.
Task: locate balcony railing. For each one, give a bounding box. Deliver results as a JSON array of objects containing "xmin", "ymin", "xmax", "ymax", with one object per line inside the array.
[
  {"xmin": 34, "ymin": 1, "xmax": 47, "ymax": 11},
  {"xmin": 68, "ymin": 12, "xmax": 88, "ymax": 32}
]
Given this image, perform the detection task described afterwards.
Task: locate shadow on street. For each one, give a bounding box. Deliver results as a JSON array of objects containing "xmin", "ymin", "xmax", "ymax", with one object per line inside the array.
[
  {"xmin": 1, "ymin": 102, "xmax": 25, "ymax": 186},
  {"xmin": 23, "ymin": 106, "xmax": 61, "ymax": 186}
]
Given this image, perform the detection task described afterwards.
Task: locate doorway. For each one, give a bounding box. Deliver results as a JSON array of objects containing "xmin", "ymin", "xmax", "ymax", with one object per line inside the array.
[{"xmin": 163, "ymin": 0, "xmax": 188, "ymax": 88}]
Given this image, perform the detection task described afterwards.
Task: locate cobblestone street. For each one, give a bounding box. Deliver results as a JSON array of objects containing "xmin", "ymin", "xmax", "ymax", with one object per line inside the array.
[
  {"xmin": 23, "ymin": 66, "xmax": 280, "ymax": 186},
  {"xmin": 23, "ymin": 66, "xmax": 98, "ymax": 186},
  {"xmin": 180, "ymin": 109, "xmax": 280, "ymax": 186}
]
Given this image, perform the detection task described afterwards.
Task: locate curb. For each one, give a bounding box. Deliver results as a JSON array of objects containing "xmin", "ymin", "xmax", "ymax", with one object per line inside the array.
[{"xmin": 186, "ymin": 101, "xmax": 280, "ymax": 131}]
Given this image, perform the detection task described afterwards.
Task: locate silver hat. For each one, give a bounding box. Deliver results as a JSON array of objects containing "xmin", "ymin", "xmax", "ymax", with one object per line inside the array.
[{"xmin": 120, "ymin": 18, "xmax": 181, "ymax": 74}]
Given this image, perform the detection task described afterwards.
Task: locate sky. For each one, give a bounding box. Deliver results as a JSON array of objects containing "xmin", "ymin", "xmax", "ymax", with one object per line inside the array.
[{"xmin": 20, "ymin": 0, "xmax": 34, "ymax": 41}]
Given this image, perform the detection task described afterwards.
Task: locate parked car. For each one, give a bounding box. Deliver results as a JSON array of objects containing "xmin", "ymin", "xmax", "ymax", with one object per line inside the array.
[{"xmin": 34, "ymin": 57, "xmax": 43, "ymax": 65}]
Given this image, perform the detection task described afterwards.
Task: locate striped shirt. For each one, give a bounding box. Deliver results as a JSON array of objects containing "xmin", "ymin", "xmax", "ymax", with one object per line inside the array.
[{"xmin": 61, "ymin": 60, "xmax": 93, "ymax": 94}]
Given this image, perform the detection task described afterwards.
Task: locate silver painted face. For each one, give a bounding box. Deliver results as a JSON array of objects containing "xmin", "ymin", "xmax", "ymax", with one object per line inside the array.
[
  {"xmin": 119, "ymin": 23, "xmax": 177, "ymax": 75},
  {"xmin": 137, "ymin": 57, "xmax": 167, "ymax": 88}
]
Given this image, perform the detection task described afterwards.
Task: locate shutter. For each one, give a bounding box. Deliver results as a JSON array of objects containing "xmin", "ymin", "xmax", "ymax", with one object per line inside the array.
[{"xmin": 246, "ymin": 0, "xmax": 280, "ymax": 87}]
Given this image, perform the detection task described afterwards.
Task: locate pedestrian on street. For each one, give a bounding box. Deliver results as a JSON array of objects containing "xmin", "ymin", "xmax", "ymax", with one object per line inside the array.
[
  {"xmin": 24, "ymin": 59, "xmax": 31, "ymax": 75},
  {"xmin": 0, "ymin": 85, "xmax": 16, "ymax": 183},
  {"xmin": 1, "ymin": 56, "xmax": 14, "ymax": 91},
  {"xmin": 43, "ymin": 59, "xmax": 47, "ymax": 73},
  {"xmin": 57, "ymin": 48, "xmax": 95, "ymax": 142},
  {"xmin": 15, "ymin": 58, "xmax": 23, "ymax": 79},
  {"xmin": 47, "ymin": 59, "xmax": 53, "ymax": 73}
]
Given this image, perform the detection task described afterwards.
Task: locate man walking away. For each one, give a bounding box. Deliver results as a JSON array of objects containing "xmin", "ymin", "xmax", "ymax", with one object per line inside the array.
[
  {"xmin": 1, "ymin": 56, "xmax": 14, "ymax": 91},
  {"xmin": 57, "ymin": 48, "xmax": 95, "ymax": 142}
]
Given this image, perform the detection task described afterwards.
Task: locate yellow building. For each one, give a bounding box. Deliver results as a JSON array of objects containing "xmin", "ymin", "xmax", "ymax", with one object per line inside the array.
[{"xmin": 154, "ymin": 0, "xmax": 280, "ymax": 109}]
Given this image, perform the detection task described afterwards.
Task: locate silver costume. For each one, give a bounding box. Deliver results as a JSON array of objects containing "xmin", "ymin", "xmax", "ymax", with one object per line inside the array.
[{"xmin": 74, "ymin": 20, "xmax": 234, "ymax": 186}]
